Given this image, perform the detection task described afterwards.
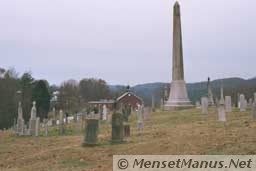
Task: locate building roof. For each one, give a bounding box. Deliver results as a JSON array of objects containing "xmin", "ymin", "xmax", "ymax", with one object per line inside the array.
[{"xmin": 116, "ymin": 91, "xmax": 143, "ymax": 103}]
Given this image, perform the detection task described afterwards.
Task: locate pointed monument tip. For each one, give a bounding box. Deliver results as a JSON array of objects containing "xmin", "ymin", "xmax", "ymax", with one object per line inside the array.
[{"xmin": 174, "ymin": 1, "xmax": 180, "ymax": 6}]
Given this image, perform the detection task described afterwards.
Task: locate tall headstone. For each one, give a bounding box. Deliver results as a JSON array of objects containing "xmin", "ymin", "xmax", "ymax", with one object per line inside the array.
[
  {"xmin": 218, "ymin": 99, "xmax": 226, "ymax": 122},
  {"xmin": 43, "ymin": 119, "xmax": 48, "ymax": 136},
  {"xmin": 237, "ymin": 93, "xmax": 240, "ymax": 108},
  {"xmin": 17, "ymin": 102, "xmax": 25, "ymax": 136},
  {"xmin": 82, "ymin": 119, "xmax": 99, "ymax": 146},
  {"xmin": 35, "ymin": 117, "xmax": 40, "ymax": 137},
  {"xmin": 29, "ymin": 101, "xmax": 37, "ymax": 136},
  {"xmin": 225, "ymin": 96, "xmax": 232, "ymax": 113},
  {"xmin": 52, "ymin": 107, "xmax": 56, "ymax": 125},
  {"xmin": 102, "ymin": 105, "xmax": 107, "ymax": 121},
  {"xmin": 137, "ymin": 104, "xmax": 143, "ymax": 131},
  {"xmin": 59, "ymin": 110, "xmax": 64, "ymax": 135},
  {"xmin": 254, "ymin": 93, "xmax": 256, "ymax": 103},
  {"xmin": 220, "ymin": 80, "xmax": 224, "ymax": 104},
  {"xmin": 201, "ymin": 97, "xmax": 208, "ymax": 115},
  {"xmin": 239, "ymin": 94, "xmax": 246, "ymax": 112},
  {"xmin": 207, "ymin": 77, "xmax": 214, "ymax": 106},
  {"xmin": 151, "ymin": 95, "xmax": 155, "ymax": 112},
  {"xmin": 252, "ymin": 101, "xmax": 256, "ymax": 120},
  {"xmin": 111, "ymin": 112, "xmax": 124, "ymax": 143},
  {"xmin": 164, "ymin": 2, "xmax": 193, "ymax": 111}
]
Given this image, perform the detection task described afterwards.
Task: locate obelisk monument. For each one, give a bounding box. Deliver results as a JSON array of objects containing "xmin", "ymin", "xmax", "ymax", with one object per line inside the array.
[{"xmin": 164, "ymin": 1, "xmax": 193, "ymax": 111}]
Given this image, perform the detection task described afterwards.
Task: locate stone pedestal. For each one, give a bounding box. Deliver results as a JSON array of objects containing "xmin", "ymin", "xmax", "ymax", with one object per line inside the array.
[
  {"xmin": 111, "ymin": 112, "xmax": 124, "ymax": 143},
  {"xmin": 164, "ymin": 80, "xmax": 193, "ymax": 111},
  {"xmin": 82, "ymin": 119, "xmax": 99, "ymax": 146}
]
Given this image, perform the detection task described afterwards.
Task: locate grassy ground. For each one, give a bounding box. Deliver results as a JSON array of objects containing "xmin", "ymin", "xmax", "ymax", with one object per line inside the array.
[{"xmin": 0, "ymin": 108, "xmax": 256, "ymax": 171}]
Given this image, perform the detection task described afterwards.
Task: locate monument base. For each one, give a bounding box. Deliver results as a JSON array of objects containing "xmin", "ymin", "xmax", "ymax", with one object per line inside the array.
[{"xmin": 164, "ymin": 80, "xmax": 193, "ymax": 111}]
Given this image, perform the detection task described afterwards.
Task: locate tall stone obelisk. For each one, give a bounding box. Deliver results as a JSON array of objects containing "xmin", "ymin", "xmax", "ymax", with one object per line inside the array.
[{"xmin": 164, "ymin": 1, "xmax": 193, "ymax": 111}]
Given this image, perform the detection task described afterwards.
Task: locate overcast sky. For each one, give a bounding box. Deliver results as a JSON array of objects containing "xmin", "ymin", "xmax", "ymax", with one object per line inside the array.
[{"xmin": 1, "ymin": 0, "xmax": 255, "ymax": 86}]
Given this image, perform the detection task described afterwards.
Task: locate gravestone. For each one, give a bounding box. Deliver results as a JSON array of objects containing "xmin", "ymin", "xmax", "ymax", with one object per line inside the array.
[
  {"xmin": 218, "ymin": 99, "xmax": 226, "ymax": 122},
  {"xmin": 59, "ymin": 110, "xmax": 64, "ymax": 135},
  {"xmin": 195, "ymin": 101, "xmax": 201, "ymax": 109},
  {"xmin": 52, "ymin": 107, "xmax": 56, "ymax": 125},
  {"xmin": 102, "ymin": 105, "xmax": 107, "ymax": 121},
  {"xmin": 143, "ymin": 107, "xmax": 150, "ymax": 120},
  {"xmin": 29, "ymin": 101, "xmax": 37, "ymax": 136},
  {"xmin": 123, "ymin": 124, "xmax": 130, "ymax": 137},
  {"xmin": 17, "ymin": 102, "xmax": 24, "ymax": 136},
  {"xmin": 254, "ymin": 93, "xmax": 256, "ymax": 103},
  {"xmin": 82, "ymin": 119, "xmax": 99, "ymax": 146},
  {"xmin": 44, "ymin": 119, "xmax": 48, "ymax": 136},
  {"xmin": 137, "ymin": 105, "xmax": 143, "ymax": 131},
  {"xmin": 249, "ymin": 98, "xmax": 253, "ymax": 108},
  {"xmin": 201, "ymin": 97, "xmax": 208, "ymax": 115},
  {"xmin": 225, "ymin": 96, "xmax": 232, "ymax": 113},
  {"xmin": 239, "ymin": 94, "xmax": 246, "ymax": 112},
  {"xmin": 35, "ymin": 117, "xmax": 40, "ymax": 137},
  {"xmin": 252, "ymin": 102, "xmax": 256, "ymax": 120},
  {"xmin": 111, "ymin": 112, "xmax": 124, "ymax": 143}
]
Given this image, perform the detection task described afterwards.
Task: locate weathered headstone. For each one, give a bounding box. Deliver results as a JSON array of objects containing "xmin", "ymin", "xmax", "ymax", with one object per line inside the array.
[
  {"xmin": 239, "ymin": 94, "xmax": 246, "ymax": 112},
  {"xmin": 225, "ymin": 96, "xmax": 232, "ymax": 113},
  {"xmin": 254, "ymin": 93, "xmax": 256, "ymax": 103},
  {"xmin": 143, "ymin": 107, "xmax": 150, "ymax": 120},
  {"xmin": 29, "ymin": 101, "xmax": 37, "ymax": 136},
  {"xmin": 123, "ymin": 124, "xmax": 130, "ymax": 137},
  {"xmin": 102, "ymin": 105, "xmax": 107, "ymax": 121},
  {"xmin": 201, "ymin": 97, "xmax": 208, "ymax": 115},
  {"xmin": 218, "ymin": 99, "xmax": 226, "ymax": 122},
  {"xmin": 59, "ymin": 110, "xmax": 64, "ymax": 135},
  {"xmin": 52, "ymin": 107, "xmax": 56, "ymax": 125},
  {"xmin": 82, "ymin": 119, "xmax": 99, "ymax": 146},
  {"xmin": 137, "ymin": 105, "xmax": 143, "ymax": 131},
  {"xmin": 43, "ymin": 119, "xmax": 48, "ymax": 136},
  {"xmin": 249, "ymin": 98, "xmax": 253, "ymax": 108},
  {"xmin": 195, "ymin": 101, "xmax": 201, "ymax": 109},
  {"xmin": 111, "ymin": 112, "xmax": 124, "ymax": 143},
  {"xmin": 17, "ymin": 102, "xmax": 24, "ymax": 136},
  {"xmin": 35, "ymin": 117, "xmax": 40, "ymax": 137},
  {"xmin": 252, "ymin": 102, "xmax": 256, "ymax": 120},
  {"xmin": 207, "ymin": 77, "xmax": 214, "ymax": 106}
]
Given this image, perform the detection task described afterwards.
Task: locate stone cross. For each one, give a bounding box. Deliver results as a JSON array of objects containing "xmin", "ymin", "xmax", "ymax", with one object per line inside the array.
[
  {"xmin": 201, "ymin": 97, "xmax": 208, "ymax": 115},
  {"xmin": 225, "ymin": 96, "xmax": 232, "ymax": 113}
]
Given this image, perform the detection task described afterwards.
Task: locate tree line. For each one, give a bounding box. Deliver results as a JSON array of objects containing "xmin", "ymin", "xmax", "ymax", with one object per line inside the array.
[{"xmin": 0, "ymin": 67, "xmax": 112, "ymax": 130}]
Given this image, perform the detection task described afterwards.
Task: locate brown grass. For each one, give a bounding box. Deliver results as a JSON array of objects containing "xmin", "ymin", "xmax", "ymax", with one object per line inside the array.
[{"xmin": 0, "ymin": 108, "xmax": 256, "ymax": 171}]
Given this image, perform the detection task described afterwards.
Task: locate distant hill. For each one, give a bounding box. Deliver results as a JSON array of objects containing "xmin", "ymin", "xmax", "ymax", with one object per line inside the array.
[{"xmin": 109, "ymin": 77, "xmax": 256, "ymax": 106}]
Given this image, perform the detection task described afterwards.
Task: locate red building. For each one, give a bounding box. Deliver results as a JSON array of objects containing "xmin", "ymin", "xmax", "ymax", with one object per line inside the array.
[{"xmin": 88, "ymin": 91, "xmax": 143, "ymax": 111}]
